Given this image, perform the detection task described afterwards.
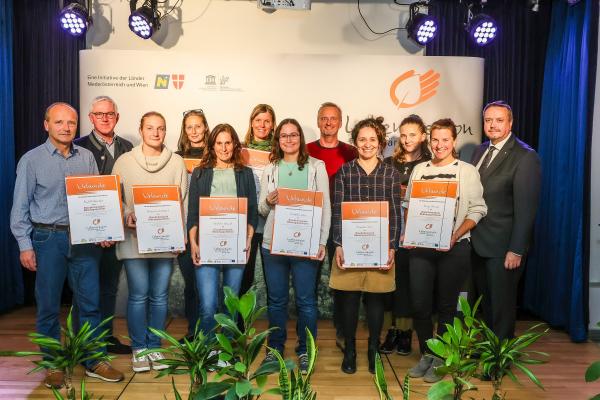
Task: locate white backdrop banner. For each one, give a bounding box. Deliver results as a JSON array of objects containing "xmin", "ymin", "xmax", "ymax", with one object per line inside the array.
[{"xmin": 80, "ymin": 50, "xmax": 484, "ymax": 159}]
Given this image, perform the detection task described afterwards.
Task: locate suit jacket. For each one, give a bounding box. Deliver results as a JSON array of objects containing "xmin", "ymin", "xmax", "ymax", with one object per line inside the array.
[
  {"xmin": 470, "ymin": 134, "xmax": 541, "ymax": 258},
  {"xmin": 74, "ymin": 132, "xmax": 133, "ymax": 175}
]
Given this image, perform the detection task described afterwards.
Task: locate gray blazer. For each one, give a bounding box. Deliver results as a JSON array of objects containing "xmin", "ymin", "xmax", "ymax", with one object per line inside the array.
[{"xmin": 470, "ymin": 134, "xmax": 541, "ymax": 258}]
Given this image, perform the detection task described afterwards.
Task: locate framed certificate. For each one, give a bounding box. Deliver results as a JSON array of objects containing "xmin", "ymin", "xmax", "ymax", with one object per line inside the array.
[
  {"xmin": 183, "ymin": 158, "xmax": 202, "ymax": 174},
  {"xmin": 403, "ymin": 180, "xmax": 458, "ymax": 249},
  {"xmin": 198, "ymin": 197, "xmax": 248, "ymax": 264},
  {"xmin": 65, "ymin": 175, "xmax": 125, "ymax": 245},
  {"xmin": 241, "ymin": 148, "xmax": 270, "ymax": 197},
  {"xmin": 341, "ymin": 201, "xmax": 389, "ymax": 268},
  {"xmin": 270, "ymin": 188, "xmax": 324, "ymax": 258},
  {"xmin": 132, "ymin": 185, "xmax": 186, "ymax": 254}
]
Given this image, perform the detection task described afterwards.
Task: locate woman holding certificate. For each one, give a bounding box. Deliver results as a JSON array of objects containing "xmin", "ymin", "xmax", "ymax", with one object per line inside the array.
[
  {"xmin": 175, "ymin": 109, "xmax": 209, "ymax": 341},
  {"xmin": 112, "ymin": 111, "xmax": 188, "ymax": 372},
  {"xmin": 329, "ymin": 116, "xmax": 402, "ymax": 375},
  {"xmin": 380, "ymin": 115, "xmax": 431, "ymax": 356},
  {"xmin": 187, "ymin": 124, "xmax": 258, "ymax": 338},
  {"xmin": 258, "ymin": 118, "xmax": 330, "ymax": 374},
  {"xmin": 241, "ymin": 104, "xmax": 277, "ymax": 300},
  {"xmin": 403, "ymin": 118, "xmax": 486, "ymax": 383}
]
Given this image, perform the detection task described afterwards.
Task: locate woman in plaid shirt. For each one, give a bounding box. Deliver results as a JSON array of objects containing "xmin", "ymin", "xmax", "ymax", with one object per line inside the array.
[{"xmin": 329, "ymin": 116, "xmax": 402, "ymax": 375}]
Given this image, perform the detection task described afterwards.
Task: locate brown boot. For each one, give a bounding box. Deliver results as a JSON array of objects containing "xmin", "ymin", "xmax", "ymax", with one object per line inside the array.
[
  {"xmin": 44, "ymin": 369, "xmax": 64, "ymax": 389},
  {"xmin": 85, "ymin": 361, "xmax": 124, "ymax": 382}
]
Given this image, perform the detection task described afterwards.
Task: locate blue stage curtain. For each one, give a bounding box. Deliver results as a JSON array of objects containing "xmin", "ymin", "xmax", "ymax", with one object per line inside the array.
[
  {"xmin": 0, "ymin": 0, "xmax": 22, "ymax": 312},
  {"xmin": 523, "ymin": 0, "xmax": 596, "ymax": 342}
]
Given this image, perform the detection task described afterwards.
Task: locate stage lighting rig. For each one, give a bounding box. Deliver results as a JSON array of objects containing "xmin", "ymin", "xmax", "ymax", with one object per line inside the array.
[
  {"xmin": 129, "ymin": 0, "xmax": 161, "ymax": 39},
  {"xmin": 464, "ymin": 2, "xmax": 497, "ymax": 46},
  {"xmin": 58, "ymin": 0, "xmax": 92, "ymax": 37},
  {"xmin": 406, "ymin": 1, "xmax": 438, "ymax": 46}
]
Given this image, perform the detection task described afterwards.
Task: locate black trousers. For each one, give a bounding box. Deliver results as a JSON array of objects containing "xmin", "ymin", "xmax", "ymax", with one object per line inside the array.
[
  {"xmin": 471, "ymin": 251, "xmax": 524, "ymax": 340},
  {"xmin": 177, "ymin": 243, "xmax": 199, "ymax": 336},
  {"xmin": 409, "ymin": 240, "xmax": 471, "ymax": 354},
  {"xmin": 98, "ymin": 246, "xmax": 123, "ymax": 336},
  {"xmin": 337, "ymin": 290, "xmax": 386, "ymax": 347},
  {"xmin": 383, "ymin": 248, "xmax": 412, "ymax": 319},
  {"xmin": 240, "ymin": 232, "xmax": 264, "ymax": 296}
]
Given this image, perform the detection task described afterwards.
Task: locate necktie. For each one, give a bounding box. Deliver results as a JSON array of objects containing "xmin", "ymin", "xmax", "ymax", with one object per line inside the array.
[{"xmin": 479, "ymin": 146, "xmax": 496, "ymax": 172}]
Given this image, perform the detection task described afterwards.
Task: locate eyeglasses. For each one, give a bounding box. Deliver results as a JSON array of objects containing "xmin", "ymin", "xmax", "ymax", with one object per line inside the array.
[
  {"xmin": 183, "ymin": 109, "xmax": 204, "ymax": 116},
  {"xmin": 280, "ymin": 133, "xmax": 300, "ymax": 140},
  {"xmin": 91, "ymin": 112, "xmax": 116, "ymax": 119}
]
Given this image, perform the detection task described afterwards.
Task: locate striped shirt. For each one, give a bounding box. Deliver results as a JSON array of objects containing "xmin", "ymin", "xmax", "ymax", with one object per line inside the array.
[
  {"xmin": 332, "ymin": 159, "xmax": 402, "ymax": 249},
  {"xmin": 10, "ymin": 139, "xmax": 98, "ymax": 251}
]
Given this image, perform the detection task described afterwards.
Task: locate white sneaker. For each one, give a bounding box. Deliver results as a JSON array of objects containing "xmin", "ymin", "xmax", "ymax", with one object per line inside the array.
[
  {"xmin": 132, "ymin": 349, "xmax": 151, "ymax": 372},
  {"xmin": 147, "ymin": 351, "xmax": 169, "ymax": 371},
  {"xmin": 209, "ymin": 350, "xmax": 231, "ymax": 368}
]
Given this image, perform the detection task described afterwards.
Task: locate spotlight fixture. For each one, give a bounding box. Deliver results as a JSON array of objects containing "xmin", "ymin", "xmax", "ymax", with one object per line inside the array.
[
  {"xmin": 464, "ymin": 3, "xmax": 497, "ymax": 47},
  {"xmin": 58, "ymin": 0, "xmax": 92, "ymax": 37},
  {"xmin": 129, "ymin": 0, "xmax": 161, "ymax": 39},
  {"xmin": 406, "ymin": 1, "xmax": 438, "ymax": 46}
]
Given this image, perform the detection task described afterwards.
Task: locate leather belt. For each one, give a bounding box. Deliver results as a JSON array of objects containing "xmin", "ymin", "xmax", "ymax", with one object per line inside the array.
[{"xmin": 32, "ymin": 222, "xmax": 69, "ymax": 231}]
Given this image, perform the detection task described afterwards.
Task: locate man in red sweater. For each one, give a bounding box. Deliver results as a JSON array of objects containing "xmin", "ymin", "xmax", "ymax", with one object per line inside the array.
[{"xmin": 307, "ymin": 102, "xmax": 357, "ymax": 351}]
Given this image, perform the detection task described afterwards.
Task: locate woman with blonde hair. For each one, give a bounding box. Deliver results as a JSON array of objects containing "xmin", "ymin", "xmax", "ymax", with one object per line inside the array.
[{"xmin": 112, "ymin": 111, "xmax": 188, "ymax": 373}]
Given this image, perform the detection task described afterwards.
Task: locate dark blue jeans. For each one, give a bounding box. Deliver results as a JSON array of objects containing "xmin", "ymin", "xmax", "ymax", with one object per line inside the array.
[
  {"xmin": 195, "ymin": 264, "xmax": 244, "ymax": 337},
  {"xmin": 32, "ymin": 228, "xmax": 104, "ymax": 368},
  {"xmin": 261, "ymin": 248, "xmax": 318, "ymax": 356}
]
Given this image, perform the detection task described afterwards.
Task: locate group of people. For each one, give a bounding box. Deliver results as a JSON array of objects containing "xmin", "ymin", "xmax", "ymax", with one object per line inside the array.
[{"xmin": 10, "ymin": 96, "xmax": 540, "ymax": 390}]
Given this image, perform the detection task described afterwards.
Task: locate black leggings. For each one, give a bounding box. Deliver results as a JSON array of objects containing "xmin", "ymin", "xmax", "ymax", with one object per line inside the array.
[
  {"xmin": 337, "ymin": 290, "xmax": 386, "ymax": 346},
  {"xmin": 409, "ymin": 240, "xmax": 471, "ymax": 354}
]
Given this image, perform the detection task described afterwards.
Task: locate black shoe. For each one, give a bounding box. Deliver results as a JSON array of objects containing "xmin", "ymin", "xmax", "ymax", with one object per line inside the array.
[
  {"xmin": 106, "ymin": 336, "xmax": 131, "ymax": 354},
  {"xmin": 368, "ymin": 339, "xmax": 379, "ymax": 374},
  {"xmin": 341, "ymin": 339, "xmax": 356, "ymax": 374},
  {"xmin": 396, "ymin": 329, "xmax": 412, "ymax": 356},
  {"xmin": 335, "ymin": 333, "xmax": 345, "ymax": 353},
  {"xmin": 379, "ymin": 328, "xmax": 398, "ymax": 354}
]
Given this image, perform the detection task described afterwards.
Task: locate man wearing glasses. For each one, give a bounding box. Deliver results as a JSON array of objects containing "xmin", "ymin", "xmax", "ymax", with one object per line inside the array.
[{"xmin": 75, "ymin": 96, "xmax": 133, "ymax": 354}]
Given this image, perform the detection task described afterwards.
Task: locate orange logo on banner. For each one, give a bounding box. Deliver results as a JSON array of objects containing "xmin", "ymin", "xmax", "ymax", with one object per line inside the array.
[
  {"xmin": 172, "ymin": 74, "xmax": 185, "ymax": 89},
  {"xmin": 389, "ymin": 69, "xmax": 440, "ymax": 109}
]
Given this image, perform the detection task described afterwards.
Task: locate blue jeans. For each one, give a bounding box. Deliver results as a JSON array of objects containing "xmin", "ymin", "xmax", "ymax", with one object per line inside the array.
[
  {"xmin": 195, "ymin": 264, "xmax": 244, "ymax": 337},
  {"xmin": 32, "ymin": 228, "xmax": 104, "ymax": 368},
  {"xmin": 261, "ymin": 248, "xmax": 318, "ymax": 355},
  {"xmin": 124, "ymin": 258, "xmax": 173, "ymax": 350}
]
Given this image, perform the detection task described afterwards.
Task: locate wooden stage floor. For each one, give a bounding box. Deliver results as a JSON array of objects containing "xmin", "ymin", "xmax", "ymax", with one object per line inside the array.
[{"xmin": 1, "ymin": 307, "xmax": 599, "ymax": 399}]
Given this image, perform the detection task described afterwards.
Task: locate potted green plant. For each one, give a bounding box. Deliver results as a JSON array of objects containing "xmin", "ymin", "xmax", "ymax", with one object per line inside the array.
[
  {"xmin": 373, "ymin": 352, "xmax": 410, "ymax": 400},
  {"xmin": 0, "ymin": 307, "xmax": 112, "ymax": 399},
  {"xmin": 272, "ymin": 328, "xmax": 317, "ymax": 400},
  {"xmin": 426, "ymin": 297, "xmax": 482, "ymax": 400}
]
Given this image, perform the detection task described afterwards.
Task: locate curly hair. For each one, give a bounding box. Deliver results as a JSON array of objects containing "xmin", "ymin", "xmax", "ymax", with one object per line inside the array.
[{"xmin": 350, "ymin": 116, "xmax": 387, "ymax": 149}]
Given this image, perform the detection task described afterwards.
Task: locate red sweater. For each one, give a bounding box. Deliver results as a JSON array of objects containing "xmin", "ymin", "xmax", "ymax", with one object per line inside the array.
[{"xmin": 307, "ymin": 140, "xmax": 358, "ymax": 197}]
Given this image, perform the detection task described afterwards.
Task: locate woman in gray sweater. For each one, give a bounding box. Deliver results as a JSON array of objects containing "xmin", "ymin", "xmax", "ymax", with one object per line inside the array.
[{"xmin": 112, "ymin": 111, "xmax": 188, "ymax": 373}]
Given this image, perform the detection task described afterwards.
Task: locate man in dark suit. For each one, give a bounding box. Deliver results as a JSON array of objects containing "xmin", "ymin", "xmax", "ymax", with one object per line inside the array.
[
  {"xmin": 75, "ymin": 96, "xmax": 133, "ymax": 353},
  {"xmin": 470, "ymin": 101, "xmax": 541, "ymax": 340}
]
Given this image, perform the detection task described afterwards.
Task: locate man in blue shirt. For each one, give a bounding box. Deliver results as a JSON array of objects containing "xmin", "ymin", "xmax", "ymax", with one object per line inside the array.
[{"xmin": 10, "ymin": 102, "xmax": 124, "ymax": 389}]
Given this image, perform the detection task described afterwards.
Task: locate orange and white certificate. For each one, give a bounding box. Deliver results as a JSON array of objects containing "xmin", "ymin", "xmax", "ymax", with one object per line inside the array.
[
  {"xmin": 341, "ymin": 201, "xmax": 389, "ymax": 268},
  {"xmin": 183, "ymin": 158, "xmax": 202, "ymax": 174},
  {"xmin": 241, "ymin": 148, "xmax": 270, "ymax": 199},
  {"xmin": 271, "ymin": 188, "xmax": 324, "ymax": 258},
  {"xmin": 198, "ymin": 197, "xmax": 247, "ymax": 264},
  {"xmin": 132, "ymin": 185, "xmax": 186, "ymax": 254},
  {"xmin": 65, "ymin": 175, "xmax": 124, "ymax": 245},
  {"xmin": 403, "ymin": 180, "xmax": 458, "ymax": 250}
]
